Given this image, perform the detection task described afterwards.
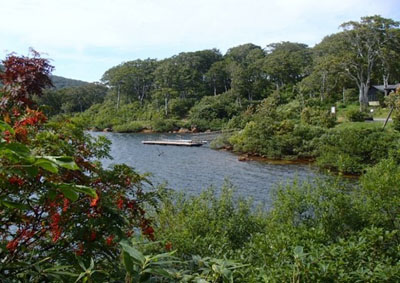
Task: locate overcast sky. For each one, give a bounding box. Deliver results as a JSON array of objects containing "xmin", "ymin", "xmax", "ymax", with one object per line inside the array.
[{"xmin": 1, "ymin": 0, "xmax": 399, "ymax": 82}]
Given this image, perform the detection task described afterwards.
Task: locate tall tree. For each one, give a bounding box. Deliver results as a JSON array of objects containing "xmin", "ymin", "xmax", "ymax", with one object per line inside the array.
[
  {"xmin": 339, "ymin": 15, "xmax": 399, "ymax": 110},
  {"xmin": 376, "ymin": 28, "xmax": 400, "ymax": 94},
  {"xmin": 263, "ymin": 42, "xmax": 312, "ymax": 89},
  {"xmin": 300, "ymin": 34, "xmax": 352, "ymax": 102},
  {"xmin": 205, "ymin": 60, "xmax": 230, "ymax": 95}
]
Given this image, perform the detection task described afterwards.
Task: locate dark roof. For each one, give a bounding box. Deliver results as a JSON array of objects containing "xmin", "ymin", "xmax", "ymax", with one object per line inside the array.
[{"xmin": 371, "ymin": 84, "xmax": 400, "ymax": 92}]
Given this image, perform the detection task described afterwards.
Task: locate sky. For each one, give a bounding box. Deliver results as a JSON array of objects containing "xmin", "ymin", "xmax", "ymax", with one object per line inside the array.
[{"xmin": 1, "ymin": 0, "xmax": 400, "ymax": 82}]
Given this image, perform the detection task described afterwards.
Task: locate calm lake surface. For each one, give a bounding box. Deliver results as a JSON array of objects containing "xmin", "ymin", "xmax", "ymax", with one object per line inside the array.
[{"xmin": 91, "ymin": 132, "xmax": 323, "ymax": 206}]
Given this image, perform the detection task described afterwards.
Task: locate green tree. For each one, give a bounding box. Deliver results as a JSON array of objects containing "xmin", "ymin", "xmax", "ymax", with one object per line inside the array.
[
  {"xmin": 102, "ymin": 59, "xmax": 158, "ymax": 109},
  {"xmin": 205, "ymin": 60, "xmax": 230, "ymax": 95},
  {"xmin": 339, "ymin": 15, "xmax": 400, "ymax": 110},
  {"xmin": 263, "ymin": 42, "xmax": 312, "ymax": 89},
  {"xmin": 300, "ymin": 35, "xmax": 352, "ymax": 102},
  {"xmin": 38, "ymin": 83, "xmax": 107, "ymax": 115}
]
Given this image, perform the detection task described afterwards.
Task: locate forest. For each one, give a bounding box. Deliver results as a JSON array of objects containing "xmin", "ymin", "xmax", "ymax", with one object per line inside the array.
[
  {"xmin": 38, "ymin": 15, "xmax": 400, "ymax": 174},
  {"xmin": 38, "ymin": 15, "xmax": 400, "ymax": 127},
  {"xmin": 1, "ymin": 15, "xmax": 400, "ymax": 282}
]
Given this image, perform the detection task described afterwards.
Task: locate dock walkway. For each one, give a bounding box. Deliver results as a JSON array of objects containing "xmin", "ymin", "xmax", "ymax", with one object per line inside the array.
[{"xmin": 142, "ymin": 139, "xmax": 205, "ymax": 147}]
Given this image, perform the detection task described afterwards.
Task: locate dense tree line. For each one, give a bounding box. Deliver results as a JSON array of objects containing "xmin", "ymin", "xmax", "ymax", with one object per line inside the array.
[
  {"xmin": 68, "ymin": 15, "xmax": 399, "ymax": 130},
  {"xmin": 37, "ymin": 83, "xmax": 107, "ymax": 116}
]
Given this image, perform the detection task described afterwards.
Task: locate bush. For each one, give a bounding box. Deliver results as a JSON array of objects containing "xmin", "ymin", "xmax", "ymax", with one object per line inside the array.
[
  {"xmin": 393, "ymin": 111, "xmax": 400, "ymax": 131},
  {"xmin": 230, "ymin": 119, "xmax": 324, "ymax": 159},
  {"xmin": 346, "ymin": 108, "xmax": 370, "ymax": 122},
  {"xmin": 168, "ymin": 98, "xmax": 196, "ymax": 118},
  {"xmin": 151, "ymin": 117, "xmax": 180, "ymax": 132},
  {"xmin": 153, "ymin": 162, "xmax": 400, "ymax": 282},
  {"xmin": 155, "ymin": 184, "xmax": 266, "ymax": 259},
  {"xmin": 210, "ymin": 132, "xmax": 234, "ymax": 149},
  {"xmin": 316, "ymin": 127, "xmax": 400, "ymax": 174},
  {"xmin": 301, "ymin": 106, "xmax": 336, "ymax": 128},
  {"xmin": 113, "ymin": 121, "xmax": 146, "ymax": 133},
  {"xmin": 188, "ymin": 91, "xmax": 243, "ymax": 131}
]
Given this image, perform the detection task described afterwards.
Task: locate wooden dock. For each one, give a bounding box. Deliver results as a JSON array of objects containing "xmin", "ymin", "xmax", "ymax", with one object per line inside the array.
[{"xmin": 142, "ymin": 139, "xmax": 205, "ymax": 147}]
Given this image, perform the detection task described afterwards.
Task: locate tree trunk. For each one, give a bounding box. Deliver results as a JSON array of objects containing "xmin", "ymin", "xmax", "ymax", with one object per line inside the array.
[
  {"xmin": 320, "ymin": 72, "xmax": 326, "ymax": 102},
  {"xmin": 359, "ymin": 83, "xmax": 369, "ymax": 111},
  {"xmin": 342, "ymin": 87, "xmax": 346, "ymax": 104},
  {"xmin": 117, "ymin": 84, "xmax": 121, "ymax": 110},
  {"xmin": 164, "ymin": 95, "xmax": 169, "ymax": 116},
  {"xmin": 248, "ymin": 92, "xmax": 252, "ymax": 101},
  {"xmin": 383, "ymin": 74, "xmax": 389, "ymax": 96}
]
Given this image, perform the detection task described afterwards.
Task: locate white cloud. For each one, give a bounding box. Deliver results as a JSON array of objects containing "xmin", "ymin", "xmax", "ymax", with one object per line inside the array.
[{"xmin": 1, "ymin": 0, "xmax": 399, "ymax": 81}]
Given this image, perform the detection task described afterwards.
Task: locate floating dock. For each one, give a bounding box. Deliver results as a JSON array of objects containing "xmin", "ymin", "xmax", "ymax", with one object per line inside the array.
[{"xmin": 142, "ymin": 139, "xmax": 205, "ymax": 147}]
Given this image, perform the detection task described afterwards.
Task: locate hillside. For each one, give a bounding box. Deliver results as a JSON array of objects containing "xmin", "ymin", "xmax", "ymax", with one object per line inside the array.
[
  {"xmin": 50, "ymin": 75, "xmax": 88, "ymax": 89},
  {"xmin": 1, "ymin": 64, "xmax": 88, "ymax": 89}
]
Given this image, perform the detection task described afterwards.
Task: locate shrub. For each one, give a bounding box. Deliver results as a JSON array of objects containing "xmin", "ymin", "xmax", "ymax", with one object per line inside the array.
[
  {"xmin": 230, "ymin": 119, "xmax": 324, "ymax": 159},
  {"xmin": 113, "ymin": 121, "xmax": 146, "ymax": 133},
  {"xmin": 210, "ymin": 132, "xmax": 234, "ymax": 149},
  {"xmin": 346, "ymin": 108, "xmax": 369, "ymax": 122},
  {"xmin": 393, "ymin": 111, "xmax": 400, "ymax": 131},
  {"xmin": 155, "ymin": 184, "xmax": 266, "ymax": 259},
  {"xmin": 301, "ymin": 106, "xmax": 336, "ymax": 128},
  {"xmin": 316, "ymin": 127, "xmax": 400, "ymax": 174},
  {"xmin": 168, "ymin": 98, "xmax": 196, "ymax": 118},
  {"xmin": 151, "ymin": 117, "xmax": 180, "ymax": 132},
  {"xmin": 188, "ymin": 91, "xmax": 243, "ymax": 131}
]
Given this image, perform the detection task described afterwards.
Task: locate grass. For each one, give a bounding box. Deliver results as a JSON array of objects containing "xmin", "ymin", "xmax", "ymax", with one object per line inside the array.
[{"xmin": 371, "ymin": 107, "xmax": 390, "ymax": 119}]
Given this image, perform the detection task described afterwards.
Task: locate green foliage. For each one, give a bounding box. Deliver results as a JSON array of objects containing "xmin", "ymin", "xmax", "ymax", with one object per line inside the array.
[
  {"xmin": 151, "ymin": 117, "xmax": 181, "ymax": 132},
  {"xmin": 301, "ymin": 106, "xmax": 336, "ymax": 128},
  {"xmin": 153, "ymin": 163, "xmax": 400, "ymax": 282},
  {"xmin": 18, "ymin": 170, "xmax": 397, "ymax": 282},
  {"xmin": 0, "ymin": 52, "xmax": 161, "ymax": 282},
  {"xmin": 264, "ymin": 41, "xmax": 312, "ymax": 87},
  {"xmin": 50, "ymin": 75, "xmax": 88, "ymax": 89},
  {"xmin": 393, "ymin": 111, "xmax": 400, "ymax": 131},
  {"xmin": 210, "ymin": 132, "xmax": 234, "ymax": 150},
  {"xmin": 155, "ymin": 184, "xmax": 266, "ymax": 259},
  {"xmin": 346, "ymin": 108, "xmax": 370, "ymax": 122},
  {"xmin": 120, "ymin": 239, "xmax": 178, "ymax": 282},
  {"xmin": 113, "ymin": 121, "xmax": 146, "ymax": 133},
  {"xmin": 229, "ymin": 93, "xmax": 326, "ymax": 159},
  {"xmin": 37, "ymin": 83, "xmax": 107, "ymax": 116},
  {"xmin": 168, "ymin": 98, "xmax": 196, "ymax": 118},
  {"xmin": 360, "ymin": 158, "xmax": 400, "ymax": 229},
  {"xmin": 316, "ymin": 127, "xmax": 400, "ymax": 174},
  {"xmin": 385, "ymin": 89, "xmax": 400, "ymax": 131},
  {"xmin": 189, "ymin": 91, "xmax": 243, "ymax": 131}
]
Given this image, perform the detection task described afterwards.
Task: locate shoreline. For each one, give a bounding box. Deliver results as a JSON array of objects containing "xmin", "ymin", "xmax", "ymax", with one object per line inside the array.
[
  {"xmin": 232, "ymin": 151, "xmax": 360, "ymax": 179},
  {"xmin": 89, "ymin": 128, "xmax": 360, "ymax": 179}
]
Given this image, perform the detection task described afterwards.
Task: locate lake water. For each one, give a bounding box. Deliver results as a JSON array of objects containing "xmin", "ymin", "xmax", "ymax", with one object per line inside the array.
[{"xmin": 90, "ymin": 132, "xmax": 322, "ymax": 207}]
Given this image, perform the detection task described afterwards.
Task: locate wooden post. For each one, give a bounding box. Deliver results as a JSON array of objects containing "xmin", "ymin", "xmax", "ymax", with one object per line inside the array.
[{"xmin": 383, "ymin": 107, "xmax": 394, "ymax": 130}]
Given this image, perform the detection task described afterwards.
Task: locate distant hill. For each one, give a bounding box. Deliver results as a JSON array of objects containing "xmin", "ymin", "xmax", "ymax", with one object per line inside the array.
[
  {"xmin": 0, "ymin": 64, "xmax": 88, "ymax": 89},
  {"xmin": 50, "ymin": 75, "xmax": 88, "ymax": 89}
]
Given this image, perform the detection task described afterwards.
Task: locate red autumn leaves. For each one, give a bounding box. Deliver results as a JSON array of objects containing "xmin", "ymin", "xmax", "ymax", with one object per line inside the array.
[
  {"xmin": 0, "ymin": 49, "xmax": 53, "ymax": 108},
  {"xmin": 6, "ymin": 228, "xmax": 35, "ymax": 252},
  {"xmin": 1, "ymin": 51, "xmax": 161, "ymax": 260}
]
